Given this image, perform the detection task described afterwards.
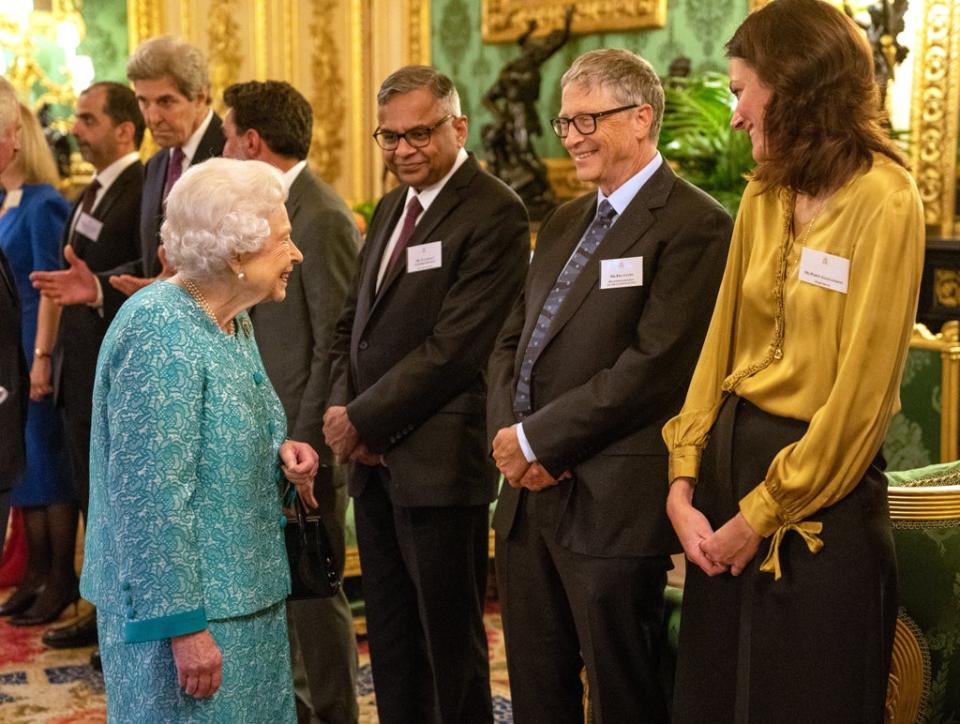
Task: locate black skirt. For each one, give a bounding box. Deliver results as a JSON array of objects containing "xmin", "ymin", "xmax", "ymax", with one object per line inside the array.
[{"xmin": 672, "ymin": 395, "xmax": 897, "ymax": 724}]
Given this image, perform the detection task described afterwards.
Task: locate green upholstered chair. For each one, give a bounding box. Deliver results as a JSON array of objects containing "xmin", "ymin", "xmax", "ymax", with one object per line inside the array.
[
  {"xmin": 885, "ymin": 462, "xmax": 960, "ymax": 723},
  {"xmin": 884, "ymin": 322, "xmax": 960, "ymax": 469}
]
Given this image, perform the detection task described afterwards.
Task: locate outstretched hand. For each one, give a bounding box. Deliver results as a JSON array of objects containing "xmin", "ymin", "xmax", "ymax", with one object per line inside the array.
[{"xmin": 30, "ymin": 245, "xmax": 98, "ymax": 305}]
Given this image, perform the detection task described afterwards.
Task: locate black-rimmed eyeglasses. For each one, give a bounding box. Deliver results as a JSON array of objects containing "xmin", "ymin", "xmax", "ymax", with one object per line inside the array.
[
  {"xmin": 550, "ymin": 105, "xmax": 639, "ymax": 138},
  {"xmin": 373, "ymin": 115, "xmax": 452, "ymax": 150}
]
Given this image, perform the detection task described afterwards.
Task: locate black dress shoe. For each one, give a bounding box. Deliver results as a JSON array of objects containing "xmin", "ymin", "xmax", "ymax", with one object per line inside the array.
[
  {"xmin": 9, "ymin": 587, "xmax": 79, "ymax": 627},
  {"xmin": 90, "ymin": 649, "xmax": 102, "ymax": 672},
  {"xmin": 0, "ymin": 586, "xmax": 43, "ymax": 617},
  {"xmin": 42, "ymin": 608, "xmax": 98, "ymax": 648}
]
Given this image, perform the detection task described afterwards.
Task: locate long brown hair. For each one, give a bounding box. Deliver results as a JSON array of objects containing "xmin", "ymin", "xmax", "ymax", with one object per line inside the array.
[{"xmin": 726, "ymin": 0, "xmax": 904, "ymax": 196}]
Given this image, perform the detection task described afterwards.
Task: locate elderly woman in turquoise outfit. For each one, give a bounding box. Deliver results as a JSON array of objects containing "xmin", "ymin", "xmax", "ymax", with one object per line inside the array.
[{"xmin": 80, "ymin": 157, "xmax": 317, "ymax": 723}]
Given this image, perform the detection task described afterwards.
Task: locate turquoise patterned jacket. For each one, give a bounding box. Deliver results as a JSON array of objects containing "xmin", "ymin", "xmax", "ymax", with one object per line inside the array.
[{"xmin": 80, "ymin": 281, "xmax": 291, "ymax": 643}]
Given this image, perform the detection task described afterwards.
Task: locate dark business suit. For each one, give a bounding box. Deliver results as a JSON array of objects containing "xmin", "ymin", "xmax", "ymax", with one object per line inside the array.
[
  {"xmin": 250, "ymin": 165, "xmax": 359, "ymax": 724},
  {"xmin": 487, "ymin": 162, "xmax": 732, "ymax": 724},
  {"xmin": 0, "ymin": 247, "xmax": 28, "ymax": 543},
  {"xmin": 328, "ymin": 154, "xmax": 529, "ymax": 724},
  {"xmin": 54, "ymin": 160, "xmax": 143, "ymax": 515},
  {"xmin": 99, "ymin": 113, "xmax": 224, "ymax": 318}
]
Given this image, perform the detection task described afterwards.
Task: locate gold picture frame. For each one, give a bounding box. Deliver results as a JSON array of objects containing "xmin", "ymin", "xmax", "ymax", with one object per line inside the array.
[{"xmin": 481, "ymin": 0, "xmax": 666, "ymax": 43}]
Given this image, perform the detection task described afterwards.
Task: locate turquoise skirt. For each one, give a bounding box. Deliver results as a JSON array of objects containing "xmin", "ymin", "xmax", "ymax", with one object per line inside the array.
[{"xmin": 98, "ymin": 600, "xmax": 296, "ymax": 723}]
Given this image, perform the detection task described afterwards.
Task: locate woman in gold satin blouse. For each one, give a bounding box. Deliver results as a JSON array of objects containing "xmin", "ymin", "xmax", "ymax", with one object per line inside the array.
[{"xmin": 662, "ymin": 1, "xmax": 924, "ymax": 721}]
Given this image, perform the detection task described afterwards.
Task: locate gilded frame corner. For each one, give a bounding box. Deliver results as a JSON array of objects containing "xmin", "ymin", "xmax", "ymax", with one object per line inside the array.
[
  {"xmin": 481, "ymin": 0, "xmax": 666, "ymax": 44},
  {"xmin": 910, "ymin": 0, "xmax": 960, "ymax": 238}
]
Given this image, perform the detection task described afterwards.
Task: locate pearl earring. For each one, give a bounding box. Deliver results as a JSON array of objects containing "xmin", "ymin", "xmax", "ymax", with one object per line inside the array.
[{"xmin": 237, "ymin": 269, "xmax": 246, "ymax": 280}]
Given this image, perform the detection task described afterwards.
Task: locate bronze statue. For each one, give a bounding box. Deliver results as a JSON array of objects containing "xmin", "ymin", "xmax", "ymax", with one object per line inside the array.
[
  {"xmin": 482, "ymin": 5, "xmax": 575, "ymax": 221},
  {"xmin": 844, "ymin": 0, "xmax": 909, "ymax": 111}
]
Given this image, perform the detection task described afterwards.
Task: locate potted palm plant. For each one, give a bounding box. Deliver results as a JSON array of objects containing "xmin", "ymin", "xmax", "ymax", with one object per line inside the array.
[{"xmin": 659, "ymin": 71, "xmax": 755, "ymax": 216}]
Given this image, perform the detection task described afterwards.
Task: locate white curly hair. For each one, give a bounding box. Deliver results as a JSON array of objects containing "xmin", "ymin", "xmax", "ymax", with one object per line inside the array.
[{"xmin": 161, "ymin": 158, "xmax": 285, "ymax": 279}]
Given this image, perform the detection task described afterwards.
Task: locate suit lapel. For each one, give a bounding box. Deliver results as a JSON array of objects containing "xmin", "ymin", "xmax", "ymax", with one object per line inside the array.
[
  {"xmin": 523, "ymin": 195, "xmax": 595, "ymax": 336},
  {"xmin": 530, "ymin": 162, "xmax": 677, "ymax": 359},
  {"xmin": 354, "ymin": 190, "xmax": 405, "ymax": 325}
]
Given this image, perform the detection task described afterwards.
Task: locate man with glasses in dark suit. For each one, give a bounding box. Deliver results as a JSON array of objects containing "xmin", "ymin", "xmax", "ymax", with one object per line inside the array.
[
  {"xmin": 325, "ymin": 65, "xmax": 529, "ymax": 724},
  {"xmin": 487, "ymin": 49, "xmax": 732, "ymax": 723}
]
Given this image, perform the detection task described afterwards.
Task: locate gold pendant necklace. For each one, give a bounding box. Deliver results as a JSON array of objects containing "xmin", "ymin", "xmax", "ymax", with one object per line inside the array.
[{"xmin": 182, "ymin": 278, "xmax": 235, "ymax": 335}]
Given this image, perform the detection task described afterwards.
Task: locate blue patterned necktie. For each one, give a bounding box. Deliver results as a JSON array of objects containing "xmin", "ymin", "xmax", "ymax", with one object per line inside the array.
[{"xmin": 513, "ymin": 199, "xmax": 618, "ymax": 418}]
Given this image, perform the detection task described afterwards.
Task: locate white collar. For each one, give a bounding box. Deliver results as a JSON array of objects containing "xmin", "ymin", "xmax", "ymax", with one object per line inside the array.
[
  {"xmin": 175, "ymin": 109, "xmax": 214, "ymax": 165},
  {"xmin": 281, "ymin": 159, "xmax": 308, "ymax": 193},
  {"xmin": 598, "ymin": 151, "xmax": 663, "ymax": 216}
]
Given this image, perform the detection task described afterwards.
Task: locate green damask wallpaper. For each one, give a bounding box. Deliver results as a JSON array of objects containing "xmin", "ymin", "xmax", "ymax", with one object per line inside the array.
[
  {"xmin": 431, "ymin": 0, "xmax": 750, "ymax": 157},
  {"xmin": 81, "ymin": 0, "xmax": 130, "ymax": 84}
]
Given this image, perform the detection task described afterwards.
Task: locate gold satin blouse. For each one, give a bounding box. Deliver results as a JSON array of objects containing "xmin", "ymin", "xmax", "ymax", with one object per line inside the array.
[{"xmin": 662, "ymin": 153, "xmax": 925, "ymax": 577}]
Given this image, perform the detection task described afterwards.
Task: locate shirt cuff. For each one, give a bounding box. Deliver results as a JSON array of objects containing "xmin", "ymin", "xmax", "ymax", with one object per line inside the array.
[
  {"xmin": 515, "ymin": 423, "xmax": 537, "ymax": 463},
  {"xmin": 88, "ymin": 275, "xmax": 104, "ymax": 317},
  {"xmin": 668, "ymin": 446, "xmax": 702, "ymax": 483},
  {"xmin": 738, "ymin": 483, "xmax": 784, "ymax": 538},
  {"xmin": 123, "ymin": 607, "xmax": 208, "ymax": 643}
]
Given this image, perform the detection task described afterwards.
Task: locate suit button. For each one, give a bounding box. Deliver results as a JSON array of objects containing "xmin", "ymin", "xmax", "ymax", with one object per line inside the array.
[
  {"xmin": 268, "ymin": 421, "xmax": 275, "ymax": 436},
  {"xmin": 358, "ymin": 340, "xmax": 369, "ymax": 350},
  {"xmin": 121, "ymin": 581, "xmax": 131, "ymax": 591},
  {"xmin": 124, "ymin": 595, "xmax": 133, "ymax": 606},
  {"xmin": 125, "ymin": 606, "xmax": 136, "ymax": 619},
  {"xmin": 253, "ymin": 371, "xmax": 264, "ymax": 385},
  {"xmin": 279, "ymin": 515, "xmax": 287, "ymax": 529}
]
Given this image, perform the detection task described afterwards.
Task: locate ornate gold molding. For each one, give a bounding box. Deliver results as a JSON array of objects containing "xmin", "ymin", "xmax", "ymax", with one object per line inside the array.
[
  {"xmin": 407, "ymin": 0, "xmax": 431, "ymax": 65},
  {"xmin": 906, "ymin": 321, "xmax": 960, "ymax": 462},
  {"xmin": 934, "ymin": 268, "xmax": 960, "ymax": 307},
  {"xmin": 126, "ymin": 0, "xmax": 162, "ymax": 51},
  {"xmin": 207, "ymin": 0, "xmax": 241, "ymax": 111},
  {"xmin": 253, "ymin": 0, "xmax": 268, "ymax": 80},
  {"xmin": 884, "ymin": 615, "xmax": 928, "ymax": 724},
  {"xmin": 309, "ymin": 0, "xmax": 345, "ymax": 184},
  {"xmin": 482, "ymin": 0, "xmax": 666, "ymax": 43},
  {"xmin": 910, "ymin": 0, "xmax": 960, "ymax": 236}
]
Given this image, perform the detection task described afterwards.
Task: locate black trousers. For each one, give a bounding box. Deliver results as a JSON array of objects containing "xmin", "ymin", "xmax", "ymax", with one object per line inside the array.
[
  {"xmin": 497, "ymin": 483, "xmax": 670, "ymax": 724},
  {"xmin": 673, "ymin": 396, "xmax": 897, "ymax": 724},
  {"xmin": 354, "ymin": 470, "xmax": 492, "ymax": 724}
]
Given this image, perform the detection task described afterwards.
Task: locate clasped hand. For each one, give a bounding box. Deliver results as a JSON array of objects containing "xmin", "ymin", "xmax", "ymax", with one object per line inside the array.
[
  {"xmin": 322, "ymin": 406, "xmax": 384, "ymax": 467},
  {"xmin": 491, "ymin": 425, "xmax": 570, "ymax": 491},
  {"xmin": 666, "ymin": 478, "xmax": 761, "ymax": 577}
]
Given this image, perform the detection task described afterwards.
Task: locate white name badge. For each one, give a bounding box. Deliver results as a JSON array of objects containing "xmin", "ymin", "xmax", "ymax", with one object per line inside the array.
[
  {"xmin": 75, "ymin": 212, "xmax": 104, "ymax": 242},
  {"xmin": 407, "ymin": 241, "xmax": 442, "ymax": 273},
  {"xmin": 798, "ymin": 246, "xmax": 849, "ymax": 294},
  {"xmin": 3, "ymin": 189, "xmax": 22, "ymax": 209},
  {"xmin": 600, "ymin": 256, "xmax": 643, "ymax": 289}
]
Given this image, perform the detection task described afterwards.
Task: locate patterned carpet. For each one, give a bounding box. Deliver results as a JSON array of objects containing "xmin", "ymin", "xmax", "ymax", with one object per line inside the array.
[{"xmin": 0, "ymin": 592, "xmax": 512, "ymax": 723}]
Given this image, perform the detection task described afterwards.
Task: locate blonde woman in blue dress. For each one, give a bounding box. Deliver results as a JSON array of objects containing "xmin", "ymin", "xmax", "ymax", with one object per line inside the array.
[{"xmin": 80, "ymin": 158, "xmax": 319, "ymax": 723}]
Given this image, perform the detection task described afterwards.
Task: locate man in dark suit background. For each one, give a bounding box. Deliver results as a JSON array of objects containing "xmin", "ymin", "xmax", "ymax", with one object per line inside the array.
[
  {"xmin": 0, "ymin": 76, "xmax": 26, "ymax": 548},
  {"xmin": 30, "ymin": 81, "xmax": 145, "ymax": 650},
  {"xmin": 324, "ymin": 66, "xmax": 529, "ymax": 724},
  {"xmin": 487, "ymin": 49, "xmax": 732, "ymax": 723},
  {"xmin": 222, "ymin": 79, "xmax": 360, "ymax": 724},
  {"xmin": 32, "ymin": 37, "xmax": 223, "ymax": 320}
]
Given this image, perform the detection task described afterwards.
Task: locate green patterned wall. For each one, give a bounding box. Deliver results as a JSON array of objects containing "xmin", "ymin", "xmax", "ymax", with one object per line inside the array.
[
  {"xmin": 81, "ymin": 0, "xmax": 130, "ymax": 85},
  {"xmin": 431, "ymin": 0, "xmax": 750, "ymax": 157}
]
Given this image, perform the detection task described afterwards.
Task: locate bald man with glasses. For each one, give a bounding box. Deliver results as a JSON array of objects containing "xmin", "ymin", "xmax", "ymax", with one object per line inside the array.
[{"xmin": 487, "ymin": 49, "xmax": 732, "ymax": 723}]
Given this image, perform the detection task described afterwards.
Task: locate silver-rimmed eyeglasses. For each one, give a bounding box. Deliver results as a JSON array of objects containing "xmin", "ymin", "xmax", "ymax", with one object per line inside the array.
[
  {"xmin": 373, "ymin": 115, "xmax": 452, "ymax": 150},
  {"xmin": 550, "ymin": 105, "xmax": 639, "ymax": 138}
]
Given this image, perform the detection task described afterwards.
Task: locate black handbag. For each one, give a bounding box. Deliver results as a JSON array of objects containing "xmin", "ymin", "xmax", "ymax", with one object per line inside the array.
[{"xmin": 284, "ymin": 489, "xmax": 341, "ymax": 600}]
